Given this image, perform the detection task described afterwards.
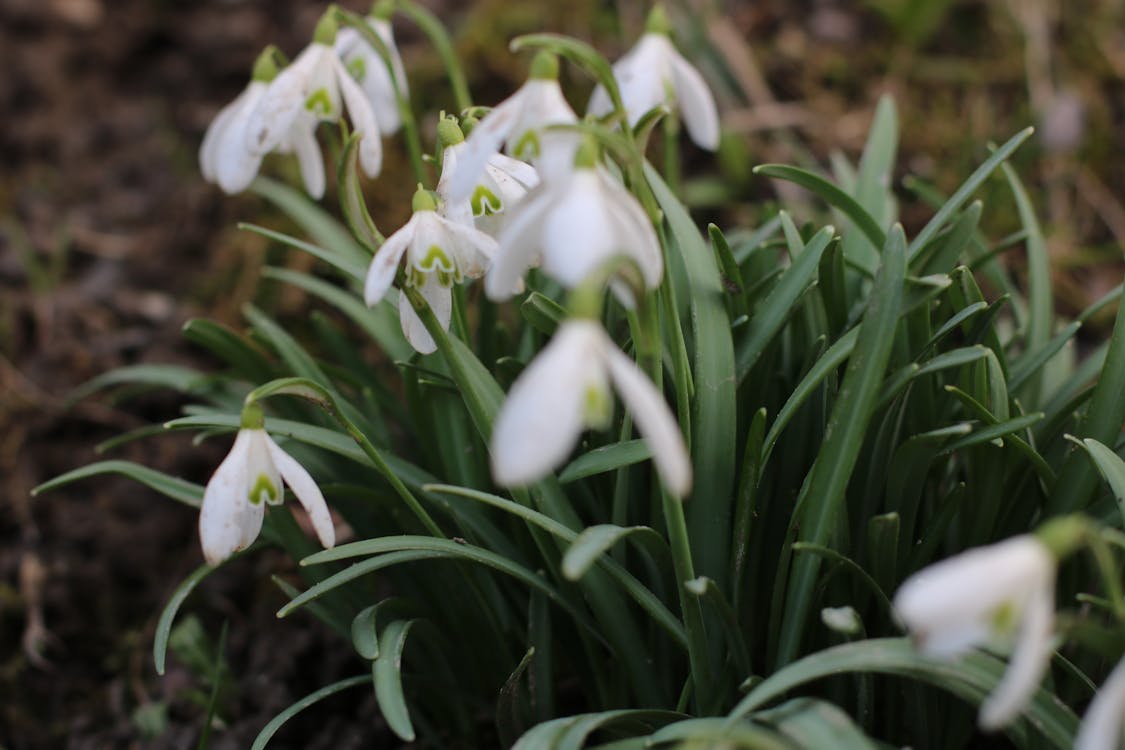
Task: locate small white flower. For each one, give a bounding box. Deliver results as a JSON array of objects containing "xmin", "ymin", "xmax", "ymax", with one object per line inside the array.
[
  {"xmin": 199, "ymin": 417, "xmax": 335, "ymax": 565},
  {"xmin": 199, "ymin": 53, "xmax": 325, "ymax": 197},
  {"xmin": 587, "ymin": 8, "xmax": 720, "ymax": 151},
  {"xmin": 485, "ymin": 156, "xmax": 662, "ymax": 305},
  {"xmin": 1076, "ymin": 656, "xmax": 1125, "ymax": 750},
  {"xmin": 364, "ymin": 188, "xmax": 498, "ymax": 354},
  {"xmin": 446, "ymin": 52, "xmax": 579, "ymax": 204},
  {"xmin": 893, "ymin": 535, "xmax": 1057, "ymax": 730},
  {"xmin": 246, "ymin": 16, "xmax": 382, "ymax": 184},
  {"xmin": 335, "ymin": 14, "xmax": 408, "ymax": 135},
  {"xmin": 435, "ymin": 118, "xmax": 539, "ymax": 234},
  {"xmin": 491, "ymin": 319, "xmax": 691, "ymax": 497}
]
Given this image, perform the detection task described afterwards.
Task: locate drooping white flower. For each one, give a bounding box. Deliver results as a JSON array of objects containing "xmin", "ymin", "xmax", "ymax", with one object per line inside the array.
[
  {"xmin": 446, "ymin": 52, "xmax": 579, "ymax": 203},
  {"xmin": 334, "ymin": 6, "xmax": 408, "ymax": 135},
  {"xmin": 199, "ymin": 49, "xmax": 325, "ymax": 197},
  {"xmin": 435, "ymin": 117, "xmax": 539, "ymax": 234},
  {"xmin": 245, "ymin": 13, "xmax": 382, "ymax": 185},
  {"xmin": 485, "ymin": 141, "xmax": 662, "ymax": 305},
  {"xmin": 199, "ymin": 405, "xmax": 335, "ymax": 565},
  {"xmin": 364, "ymin": 187, "xmax": 498, "ymax": 354},
  {"xmin": 893, "ymin": 535, "xmax": 1057, "ymax": 730},
  {"xmin": 587, "ymin": 6, "xmax": 720, "ymax": 151},
  {"xmin": 1076, "ymin": 656, "xmax": 1125, "ymax": 750},
  {"xmin": 491, "ymin": 319, "xmax": 691, "ymax": 497}
]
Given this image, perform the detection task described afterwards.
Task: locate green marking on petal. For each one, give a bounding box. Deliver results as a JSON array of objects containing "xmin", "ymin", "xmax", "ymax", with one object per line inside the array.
[
  {"xmin": 583, "ymin": 383, "xmax": 613, "ymax": 430},
  {"xmin": 347, "ymin": 56, "xmax": 367, "ymax": 83},
  {"xmin": 249, "ymin": 474, "xmax": 278, "ymax": 505},
  {"xmin": 471, "ymin": 185, "xmax": 502, "ymax": 217},
  {"xmin": 990, "ymin": 601, "xmax": 1017, "ymax": 635},
  {"xmin": 305, "ymin": 88, "xmax": 334, "ymax": 118},
  {"xmin": 513, "ymin": 130, "xmax": 540, "ymax": 161},
  {"xmin": 418, "ymin": 245, "xmax": 454, "ymax": 273}
]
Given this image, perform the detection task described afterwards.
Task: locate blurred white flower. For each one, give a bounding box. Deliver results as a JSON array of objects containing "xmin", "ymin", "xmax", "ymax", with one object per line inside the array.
[
  {"xmin": 1076, "ymin": 656, "xmax": 1125, "ymax": 750},
  {"xmin": 491, "ymin": 319, "xmax": 691, "ymax": 497},
  {"xmin": 200, "ymin": 50, "xmax": 325, "ymax": 197},
  {"xmin": 893, "ymin": 535, "xmax": 1057, "ymax": 730},
  {"xmin": 245, "ymin": 15, "xmax": 382, "ymax": 188},
  {"xmin": 364, "ymin": 188, "xmax": 498, "ymax": 354},
  {"xmin": 587, "ymin": 7, "xmax": 720, "ymax": 151},
  {"xmin": 485, "ymin": 151, "xmax": 661, "ymax": 305},
  {"xmin": 199, "ymin": 408, "xmax": 335, "ymax": 565},
  {"xmin": 334, "ymin": 11, "xmax": 408, "ymax": 135},
  {"xmin": 435, "ymin": 118, "xmax": 539, "ymax": 234},
  {"xmin": 446, "ymin": 52, "xmax": 579, "ymax": 203}
]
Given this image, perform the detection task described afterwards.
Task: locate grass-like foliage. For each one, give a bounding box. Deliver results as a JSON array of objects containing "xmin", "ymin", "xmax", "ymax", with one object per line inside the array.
[{"xmin": 37, "ymin": 2, "xmax": 1125, "ymax": 748}]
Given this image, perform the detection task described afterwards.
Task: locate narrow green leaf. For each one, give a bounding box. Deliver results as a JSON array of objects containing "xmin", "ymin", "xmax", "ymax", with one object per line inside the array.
[
  {"xmin": 562, "ymin": 525, "xmax": 661, "ymax": 580},
  {"xmin": 520, "ymin": 291, "xmax": 566, "ymax": 337},
  {"xmin": 1002, "ymin": 161, "xmax": 1052, "ymax": 391},
  {"xmin": 251, "ymin": 176, "xmax": 368, "ymax": 269},
  {"xmin": 66, "ymin": 364, "xmax": 207, "ymax": 404},
  {"xmin": 373, "ymin": 619, "xmax": 416, "ymax": 741},
  {"xmin": 940, "ymin": 412, "xmax": 1043, "ymax": 454},
  {"xmin": 1068, "ymin": 437, "xmax": 1125, "ymax": 524},
  {"xmin": 753, "ymin": 164, "xmax": 885, "ymax": 251},
  {"xmin": 250, "ymin": 675, "xmax": 368, "ymax": 750},
  {"xmin": 239, "ymin": 223, "xmax": 367, "ymax": 283},
  {"xmin": 33, "ymin": 460, "xmax": 203, "ymax": 508},
  {"xmin": 337, "ymin": 132, "xmax": 383, "ymax": 250},
  {"xmin": 755, "ymin": 698, "xmax": 879, "ymax": 750},
  {"xmin": 558, "ymin": 440, "xmax": 651, "ymax": 484}
]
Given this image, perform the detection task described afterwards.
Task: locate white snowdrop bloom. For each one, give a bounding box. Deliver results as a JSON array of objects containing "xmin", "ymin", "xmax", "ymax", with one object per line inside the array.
[
  {"xmin": 334, "ymin": 7, "xmax": 408, "ymax": 135},
  {"xmin": 893, "ymin": 535, "xmax": 1057, "ymax": 730},
  {"xmin": 446, "ymin": 52, "xmax": 579, "ymax": 204},
  {"xmin": 485, "ymin": 142, "xmax": 661, "ymax": 305},
  {"xmin": 199, "ymin": 49, "xmax": 326, "ymax": 197},
  {"xmin": 245, "ymin": 14, "xmax": 382, "ymax": 184},
  {"xmin": 1076, "ymin": 656, "xmax": 1125, "ymax": 750},
  {"xmin": 587, "ymin": 7, "xmax": 720, "ymax": 151},
  {"xmin": 435, "ymin": 117, "xmax": 539, "ymax": 234},
  {"xmin": 364, "ymin": 187, "xmax": 498, "ymax": 354},
  {"xmin": 491, "ymin": 319, "xmax": 691, "ymax": 497},
  {"xmin": 199, "ymin": 405, "xmax": 335, "ymax": 565}
]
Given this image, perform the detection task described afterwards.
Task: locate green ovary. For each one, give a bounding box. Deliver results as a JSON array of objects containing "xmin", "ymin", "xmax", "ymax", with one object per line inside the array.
[
  {"xmin": 471, "ymin": 185, "xmax": 502, "ymax": 216},
  {"xmin": 249, "ymin": 474, "xmax": 279, "ymax": 505}
]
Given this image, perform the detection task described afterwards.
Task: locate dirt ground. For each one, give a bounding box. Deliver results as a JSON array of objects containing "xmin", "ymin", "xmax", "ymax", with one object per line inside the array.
[{"xmin": 2, "ymin": 0, "xmax": 1124, "ymax": 747}]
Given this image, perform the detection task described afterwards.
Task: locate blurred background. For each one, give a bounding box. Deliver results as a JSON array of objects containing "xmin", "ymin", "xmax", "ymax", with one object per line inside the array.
[{"xmin": 2, "ymin": 0, "xmax": 1124, "ymax": 746}]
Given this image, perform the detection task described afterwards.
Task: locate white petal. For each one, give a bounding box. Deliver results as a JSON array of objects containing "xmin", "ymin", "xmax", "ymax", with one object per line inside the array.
[
  {"xmin": 199, "ymin": 430, "xmax": 255, "ymax": 565},
  {"xmin": 600, "ymin": 169, "xmax": 663, "ymax": 288},
  {"xmin": 246, "ymin": 47, "xmax": 318, "ymax": 154},
  {"xmin": 333, "ymin": 55, "xmax": 383, "ymax": 177},
  {"xmin": 409, "ymin": 212, "xmax": 456, "ymax": 274},
  {"xmin": 602, "ymin": 337, "xmax": 692, "ymax": 496},
  {"xmin": 487, "ymin": 186, "xmax": 555, "ymax": 300},
  {"xmin": 244, "ymin": 430, "xmax": 283, "ymax": 506},
  {"xmin": 286, "ymin": 116, "xmax": 325, "ymax": 199},
  {"xmin": 445, "ymin": 218, "xmax": 498, "ymax": 278},
  {"xmin": 398, "ymin": 274, "xmax": 450, "ymax": 355},
  {"xmin": 979, "ymin": 585, "xmax": 1055, "ymax": 729},
  {"xmin": 448, "ymin": 91, "xmax": 524, "ymax": 202},
  {"xmin": 365, "ymin": 216, "xmax": 416, "ymax": 305},
  {"xmin": 613, "ymin": 37, "xmax": 668, "ymax": 128},
  {"xmin": 1075, "ymin": 657, "xmax": 1125, "ymax": 750},
  {"xmin": 487, "ymin": 152, "xmax": 539, "ymax": 189},
  {"xmin": 265, "ymin": 435, "xmax": 335, "ymax": 549},
  {"xmin": 668, "ymin": 43, "xmax": 721, "ymax": 150},
  {"xmin": 491, "ymin": 323, "xmax": 602, "ymax": 486},
  {"xmin": 540, "ymin": 172, "xmax": 618, "ymax": 288},
  {"xmin": 200, "ymin": 84, "xmax": 258, "ymax": 183},
  {"xmin": 213, "ymin": 84, "xmax": 268, "ymax": 194}
]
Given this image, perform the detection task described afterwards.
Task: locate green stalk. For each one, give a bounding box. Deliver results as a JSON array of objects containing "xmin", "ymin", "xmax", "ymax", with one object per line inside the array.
[{"xmin": 395, "ymin": 0, "xmax": 472, "ymax": 112}]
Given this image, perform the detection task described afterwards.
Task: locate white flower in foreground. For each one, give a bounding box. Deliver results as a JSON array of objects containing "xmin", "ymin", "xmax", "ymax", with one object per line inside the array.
[
  {"xmin": 485, "ymin": 142, "xmax": 661, "ymax": 305},
  {"xmin": 446, "ymin": 52, "xmax": 579, "ymax": 203},
  {"xmin": 587, "ymin": 6, "xmax": 720, "ymax": 151},
  {"xmin": 199, "ymin": 49, "xmax": 325, "ymax": 197},
  {"xmin": 893, "ymin": 535, "xmax": 1057, "ymax": 730},
  {"xmin": 364, "ymin": 187, "xmax": 498, "ymax": 354},
  {"xmin": 491, "ymin": 319, "xmax": 691, "ymax": 497},
  {"xmin": 1076, "ymin": 656, "xmax": 1125, "ymax": 750},
  {"xmin": 334, "ymin": 6, "xmax": 408, "ymax": 135},
  {"xmin": 199, "ymin": 405, "xmax": 335, "ymax": 565},
  {"xmin": 245, "ymin": 14, "xmax": 382, "ymax": 186},
  {"xmin": 435, "ymin": 117, "xmax": 539, "ymax": 233}
]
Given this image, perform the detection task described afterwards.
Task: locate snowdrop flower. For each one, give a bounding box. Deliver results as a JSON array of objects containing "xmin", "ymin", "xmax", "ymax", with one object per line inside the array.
[
  {"xmin": 200, "ymin": 47, "xmax": 324, "ymax": 196},
  {"xmin": 334, "ymin": 2, "xmax": 408, "ymax": 135},
  {"xmin": 893, "ymin": 535, "xmax": 1057, "ymax": 730},
  {"xmin": 588, "ymin": 6, "xmax": 720, "ymax": 151},
  {"xmin": 435, "ymin": 117, "xmax": 538, "ymax": 234},
  {"xmin": 199, "ymin": 404, "xmax": 335, "ymax": 565},
  {"xmin": 364, "ymin": 186, "xmax": 498, "ymax": 354},
  {"xmin": 1076, "ymin": 656, "xmax": 1125, "ymax": 750},
  {"xmin": 245, "ymin": 12, "xmax": 382, "ymax": 189},
  {"xmin": 491, "ymin": 319, "xmax": 691, "ymax": 497},
  {"xmin": 485, "ymin": 139, "xmax": 661, "ymax": 304},
  {"xmin": 446, "ymin": 52, "xmax": 579, "ymax": 203}
]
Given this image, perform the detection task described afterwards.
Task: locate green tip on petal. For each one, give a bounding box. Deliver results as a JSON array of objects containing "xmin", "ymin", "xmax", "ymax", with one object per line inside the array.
[
  {"xmin": 437, "ymin": 116, "xmax": 465, "ymax": 148},
  {"xmin": 645, "ymin": 5, "xmax": 672, "ymax": 35},
  {"xmin": 370, "ymin": 0, "xmax": 395, "ymax": 20},
  {"xmin": 412, "ymin": 185, "xmax": 438, "ymax": 212},
  {"xmin": 251, "ymin": 46, "xmax": 282, "ymax": 83},
  {"xmin": 240, "ymin": 401, "xmax": 266, "ymax": 430},
  {"xmin": 573, "ymin": 136, "xmax": 600, "ymax": 169},
  {"xmin": 529, "ymin": 51, "xmax": 559, "ymax": 80},
  {"xmin": 313, "ymin": 8, "xmax": 339, "ymax": 45}
]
